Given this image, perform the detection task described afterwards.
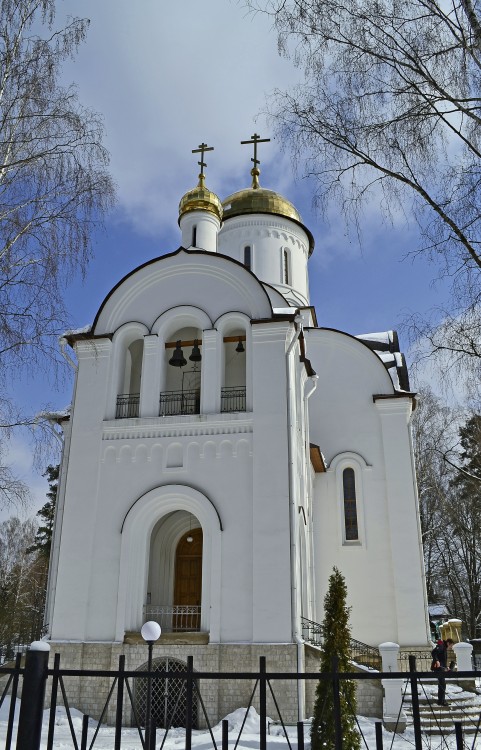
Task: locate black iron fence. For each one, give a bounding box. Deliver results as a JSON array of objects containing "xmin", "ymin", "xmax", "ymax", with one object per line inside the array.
[
  {"xmin": 2, "ymin": 649, "xmax": 480, "ymax": 750},
  {"xmin": 0, "ymin": 643, "xmax": 28, "ymax": 667}
]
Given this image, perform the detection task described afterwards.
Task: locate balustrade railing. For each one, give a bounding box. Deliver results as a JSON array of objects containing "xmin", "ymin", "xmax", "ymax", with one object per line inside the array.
[
  {"xmin": 115, "ymin": 393, "xmax": 140, "ymax": 418},
  {"xmin": 221, "ymin": 386, "xmax": 246, "ymax": 412},
  {"xmin": 159, "ymin": 389, "xmax": 200, "ymax": 416},
  {"xmin": 301, "ymin": 616, "xmax": 381, "ymax": 670},
  {"xmin": 144, "ymin": 604, "xmax": 201, "ymax": 632}
]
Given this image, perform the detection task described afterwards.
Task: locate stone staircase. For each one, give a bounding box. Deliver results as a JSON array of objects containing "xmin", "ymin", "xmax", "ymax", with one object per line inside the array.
[{"xmin": 404, "ymin": 681, "xmax": 481, "ymax": 736}]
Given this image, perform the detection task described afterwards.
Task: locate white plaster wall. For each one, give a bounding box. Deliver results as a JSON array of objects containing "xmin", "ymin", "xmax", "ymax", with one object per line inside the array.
[
  {"xmin": 218, "ymin": 215, "xmax": 310, "ymax": 305},
  {"xmin": 305, "ymin": 328, "xmax": 429, "ymax": 646},
  {"xmin": 179, "ymin": 210, "xmax": 220, "ymax": 253},
  {"xmin": 50, "ymin": 320, "xmax": 297, "ymax": 646},
  {"xmin": 49, "ymin": 248, "xmax": 428, "ymax": 654},
  {"xmin": 50, "ymin": 339, "xmax": 113, "ymax": 640},
  {"xmin": 94, "ymin": 250, "xmax": 273, "ymax": 335},
  {"xmin": 251, "ymin": 321, "xmax": 293, "ymax": 642}
]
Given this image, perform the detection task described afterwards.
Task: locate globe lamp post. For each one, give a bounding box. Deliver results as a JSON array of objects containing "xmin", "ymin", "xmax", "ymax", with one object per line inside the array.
[{"xmin": 141, "ymin": 620, "xmax": 161, "ymax": 750}]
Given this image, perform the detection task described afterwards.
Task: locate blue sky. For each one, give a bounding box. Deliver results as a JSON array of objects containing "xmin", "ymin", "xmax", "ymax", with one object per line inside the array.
[{"xmin": 5, "ymin": 0, "xmax": 452, "ymax": 517}]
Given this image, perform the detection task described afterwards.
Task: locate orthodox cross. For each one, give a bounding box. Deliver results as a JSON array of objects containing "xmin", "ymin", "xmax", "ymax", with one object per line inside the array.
[
  {"xmin": 192, "ymin": 142, "xmax": 214, "ymax": 180},
  {"xmin": 240, "ymin": 133, "xmax": 270, "ymax": 169}
]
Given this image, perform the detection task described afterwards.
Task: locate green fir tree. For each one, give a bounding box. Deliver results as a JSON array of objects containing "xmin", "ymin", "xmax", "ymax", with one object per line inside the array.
[
  {"xmin": 311, "ymin": 567, "xmax": 360, "ymax": 750},
  {"xmin": 27, "ymin": 464, "xmax": 58, "ymax": 560}
]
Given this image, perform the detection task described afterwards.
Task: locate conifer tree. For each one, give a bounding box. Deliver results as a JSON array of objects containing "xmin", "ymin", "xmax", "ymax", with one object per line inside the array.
[
  {"xmin": 27, "ymin": 464, "xmax": 58, "ymax": 559},
  {"xmin": 311, "ymin": 567, "xmax": 360, "ymax": 750}
]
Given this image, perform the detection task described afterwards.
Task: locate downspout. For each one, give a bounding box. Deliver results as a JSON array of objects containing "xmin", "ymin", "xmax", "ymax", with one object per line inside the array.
[
  {"xmin": 304, "ymin": 373, "xmax": 319, "ymax": 619},
  {"xmin": 294, "ymin": 373, "xmax": 318, "ymax": 719},
  {"xmin": 59, "ymin": 336, "xmax": 78, "ymax": 372},
  {"xmin": 286, "ymin": 314, "xmax": 305, "ymax": 720}
]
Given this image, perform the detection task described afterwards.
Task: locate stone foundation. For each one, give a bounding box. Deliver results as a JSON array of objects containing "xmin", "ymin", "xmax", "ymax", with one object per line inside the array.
[
  {"xmin": 304, "ymin": 645, "xmax": 382, "ymax": 720},
  {"xmin": 1, "ymin": 641, "xmax": 383, "ymax": 727},
  {"xmin": 47, "ymin": 640, "xmax": 303, "ymax": 727}
]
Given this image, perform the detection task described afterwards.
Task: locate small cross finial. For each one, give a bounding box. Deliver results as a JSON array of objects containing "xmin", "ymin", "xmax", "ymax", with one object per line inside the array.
[
  {"xmin": 192, "ymin": 142, "xmax": 214, "ymax": 186},
  {"xmin": 240, "ymin": 133, "xmax": 271, "ymax": 188}
]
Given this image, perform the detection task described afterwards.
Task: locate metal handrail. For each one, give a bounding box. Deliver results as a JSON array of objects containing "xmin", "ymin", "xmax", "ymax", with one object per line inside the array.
[
  {"xmin": 159, "ymin": 389, "xmax": 200, "ymax": 416},
  {"xmin": 116, "ymin": 393, "xmax": 140, "ymax": 418},
  {"xmin": 144, "ymin": 604, "xmax": 201, "ymax": 632},
  {"xmin": 221, "ymin": 386, "xmax": 246, "ymax": 412},
  {"xmin": 399, "ymin": 649, "xmax": 438, "ymax": 672},
  {"xmin": 301, "ymin": 616, "xmax": 381, "ymax": 670}
]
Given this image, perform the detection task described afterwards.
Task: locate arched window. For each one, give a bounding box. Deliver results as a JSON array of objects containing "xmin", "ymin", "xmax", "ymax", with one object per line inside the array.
[
  {"xmin": 244, "ymin": 245, "xmax": 251, "ymax": 270},
  {"xmin": 283, "ymin": 248, "xmax": 290, "ymax": 284},
  {"xmin": 116, "ymin": 337, "xmax": 143, "ymax": 418},
  {"xmin": 221, "ymin": 327, "xmax": 246, "ymax": 413},
  {"xmin": 343, "ymin": 468, "xmax": 359, "ymax": 541}
]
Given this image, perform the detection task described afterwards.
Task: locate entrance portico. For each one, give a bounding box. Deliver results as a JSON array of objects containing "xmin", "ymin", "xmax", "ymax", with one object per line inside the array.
[{"xmin": 116, "ymin": 485, "xmax": 222, "ymax": 642}]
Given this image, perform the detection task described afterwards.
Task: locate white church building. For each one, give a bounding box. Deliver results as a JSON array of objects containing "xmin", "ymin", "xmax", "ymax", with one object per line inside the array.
[{"xmin": 45, "ymin": 139, "xmax": 430, "ymax": 724}]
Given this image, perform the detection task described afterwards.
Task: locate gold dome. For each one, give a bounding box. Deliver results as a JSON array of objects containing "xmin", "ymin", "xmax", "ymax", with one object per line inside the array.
[
  {"xmin": 178, "ymin": 173, "xmax": 223, "ymax": 223},
  {"xmin": 222, "ymin": 168, "xmax": 315, "ymax": 255}
]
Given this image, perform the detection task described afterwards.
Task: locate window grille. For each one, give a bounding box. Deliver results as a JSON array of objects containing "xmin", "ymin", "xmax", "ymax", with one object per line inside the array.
[{"xmin": 134, "ymin": 657, "xmax": 198, "ymax": 729}]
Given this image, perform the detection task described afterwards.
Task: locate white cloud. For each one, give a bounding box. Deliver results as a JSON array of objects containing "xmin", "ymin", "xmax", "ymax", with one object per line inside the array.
[
  {"xmin": 0, "ymin": 436, "xmax": 48, "ymax": 522},
  {"xmin": 56, "ymin": 0, "xmax": 304, "ymax": 234}
]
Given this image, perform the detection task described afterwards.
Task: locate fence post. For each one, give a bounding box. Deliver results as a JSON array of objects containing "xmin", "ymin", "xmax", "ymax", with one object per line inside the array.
[
  {"xmin": 5, "ymin": 652, "xmax": 21, "ymax": 750},
  {"xmin": 331, "ymin": 655, "xmax": 342, "ymax": 750},
  {"xmin": 454, "ymin": 721, "xmax": 463, "ymax": 750},
  {"xmin": 81, "ymin": 714, "xmax": 89, "ymax": 750},
  {"xmin": 185, "ymin": 655, "xmax": 194, "ymax": 750},
  {"xmin": 15, "ymin": 641, "xmax": 50, "ymax": 750},
  {"xmin": 297, "ymin": 720, "xmax": 305, "ymax": 750},
  {"xmin": 378, "ymin": 642, "xmax": 406, "ymax": 732},
  {"xmin": 453, "ymin": 642, "xmax": 474, "ymax": 690},
  {"xmin": 374, "ymin": 721, "xmax": 383, "ymax": 749},
  {"xmin": 222, "ymin": 719, "xmax": 229, "ymax": 750},
  {"xmin": 259, "ymin": 656, "xmax": 267, "ymax": 750},
  {"xmin": 408, "ymin": 655, "xmax": 422, "ymax": 750},
  {"xmin": 47, "ymin": 653, "xmax": 60, "ymax": 750},
  {"xmin": 114, "ymin": 654, "xmax": 125, "ymax": 750}
]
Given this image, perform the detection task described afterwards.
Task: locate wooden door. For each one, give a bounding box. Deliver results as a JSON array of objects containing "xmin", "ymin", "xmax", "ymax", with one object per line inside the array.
[{"xmin": 173, "ymin": 528, "xmax": 202, "ymax": 630}]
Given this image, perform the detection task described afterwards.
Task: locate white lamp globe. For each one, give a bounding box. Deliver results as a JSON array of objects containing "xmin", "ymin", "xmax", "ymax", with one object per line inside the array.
[{"xmin": 141, "ymin": 621, "xmax": 161, "ymax": 643}]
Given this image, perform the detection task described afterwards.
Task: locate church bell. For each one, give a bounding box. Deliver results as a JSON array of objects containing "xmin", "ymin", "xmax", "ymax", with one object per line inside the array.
[
  {"xmin": 169, "ymin": 340, "xmax": 187, "ymax": 367},
  {"xmin": 189, "ymin": 339, "xmax": 202, "ymax": 362}
]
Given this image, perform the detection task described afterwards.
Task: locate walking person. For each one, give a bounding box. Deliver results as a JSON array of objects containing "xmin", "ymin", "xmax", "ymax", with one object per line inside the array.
[{"xmin": 431, "ymin": 638, "xmax": 454, "ymax": 705}]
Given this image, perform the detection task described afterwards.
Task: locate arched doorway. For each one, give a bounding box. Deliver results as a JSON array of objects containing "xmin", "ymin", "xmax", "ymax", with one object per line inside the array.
[
  {"xmin": 134, "ymin": 656, "xmax": 198, "ymax": 729},
  {"xmin": 174, "ymin": 528, "xmax": 202, "ymax": 630}
]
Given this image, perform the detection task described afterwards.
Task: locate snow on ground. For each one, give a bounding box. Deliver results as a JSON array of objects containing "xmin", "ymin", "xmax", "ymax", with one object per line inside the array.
[{"xmin": 2, "ymin": 698, "xmax": 481, "ymax": 749}]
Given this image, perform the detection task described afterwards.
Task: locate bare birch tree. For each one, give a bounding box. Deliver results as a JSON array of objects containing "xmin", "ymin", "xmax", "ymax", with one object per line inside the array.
[
  {"xmin": 412, "ymin": 387, "xmax": 454, "ymax": 602},
  {"xmin": 249, "ymin": 0, "xmax": 481, "ymax": 372},
  {"xmin": 0, "ymin": 0, "xmax": 114, "ymax": 508},
  {"xmin": 413, "ymin": 392, "xmax": 481, "ymax": 637}
]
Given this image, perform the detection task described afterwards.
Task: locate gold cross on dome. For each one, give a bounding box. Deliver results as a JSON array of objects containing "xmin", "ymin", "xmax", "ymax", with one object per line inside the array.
[
  {"xmin": 240, "ymin": 133, "xmax": 271, "ymax": 169},
  {"xmin": 192, "ymin": 142, "xmax": 214, "ymax": 180}
]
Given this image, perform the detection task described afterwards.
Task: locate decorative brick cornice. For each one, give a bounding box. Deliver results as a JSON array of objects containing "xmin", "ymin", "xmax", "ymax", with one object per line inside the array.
[{"xmin": 102, "ymin": 413, "xmax": 253, "ymax": 441}]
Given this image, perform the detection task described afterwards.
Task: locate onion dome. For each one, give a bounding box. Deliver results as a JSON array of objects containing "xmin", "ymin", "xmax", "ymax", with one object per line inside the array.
[
  {"xmin": 222, "ymin": 167, "xmax": 314, "ymax": 255},
  {"xmin": 178, "ymin": 173, "xmax": 223, "ymax": 224}
]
